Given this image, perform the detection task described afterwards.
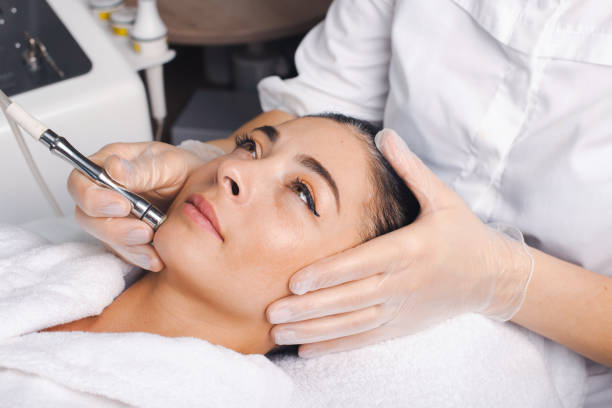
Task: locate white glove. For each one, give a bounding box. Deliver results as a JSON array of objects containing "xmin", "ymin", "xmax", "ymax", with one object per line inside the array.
[
  {"xmin": 266, "ymin": 129, "xmax": 534, "ymax": 358},
  {"xmin": 67, "ymin": 141, "xmax": 218, "ymax": 270}
]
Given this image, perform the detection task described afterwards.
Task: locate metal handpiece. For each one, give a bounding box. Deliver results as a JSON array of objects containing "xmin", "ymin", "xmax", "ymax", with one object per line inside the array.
[{"xmin": 40, "ymin": 130, "xmax": 166, "ymax": 230}]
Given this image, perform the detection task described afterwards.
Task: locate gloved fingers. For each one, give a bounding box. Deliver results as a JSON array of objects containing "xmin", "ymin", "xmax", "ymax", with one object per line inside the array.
[
  {"xmin": 67, "ymin": 170, "xmax": 131, "ymax": 217},
  {"xmin": 110, "ymin": 242, "xmax": 164, "ymax": 272},
  {"xmin": 87, "ymin": 141, "xmax": 166, "ymax": 165},
  {"xmin": 103, "ymin": 144, "xmax": 203, "ymax": 196},
  {"xmin": 103, "ymin": 154, "xmax": 139, "ymax": 189},
  {"xmin": 288, "ymin": 227, "xmax": 411, "ymax": 295},
  {"xmin": 375, "ymin": 129, "xmax": 460, "ymax": 213},
  {"xmin": 74, "ymin": 206, "xmax": 162, "ymax": 271},
  {"xmin": 66, "ymin": 142, "xmax": 170, "ymax": 217},
  {"xmin": 270, "ymin": 303, "xmax": 391, "ymax": 345},
  {"xmin": 267, "ymin": 272, "xmax": 388, "ymax": 324},
  {"xmin": 74, "ymin": 206, "xmax": 153, "ymax": 245},
  {"xmin": 297, "ymin": 326, "xmax": 391, "ymax": 358}
]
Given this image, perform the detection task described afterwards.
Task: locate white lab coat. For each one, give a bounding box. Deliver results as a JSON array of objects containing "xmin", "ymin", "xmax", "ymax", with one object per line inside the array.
[{"xmin": 258, "ymin": 0, "xmax": 612, "ymax": 406}]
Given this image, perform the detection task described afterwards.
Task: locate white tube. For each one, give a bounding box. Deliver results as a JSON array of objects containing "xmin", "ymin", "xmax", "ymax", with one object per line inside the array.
[
  {"xmin": 5, "ymin": 102, "xmax": 48, "ymax": 140},
  {"xmin": 145, "ymin": 64, "xmax": 166, "ymax": 121},
  {"xmin": 0, "ymin": 89, "xmax": 63, "ymax": 216},
  {"xmin": 0, "ymin": 89, "xmax": 10, "ymax": 109}
]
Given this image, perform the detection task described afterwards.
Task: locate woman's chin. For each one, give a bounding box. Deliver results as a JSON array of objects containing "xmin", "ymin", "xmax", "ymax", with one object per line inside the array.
[
  {"xmin": 153, "ymin": 217, "xmax": 215, "ymax": 282},
  {"xmin": 152, "ymin": 216, "xmax": 189, "ymax": 269}
]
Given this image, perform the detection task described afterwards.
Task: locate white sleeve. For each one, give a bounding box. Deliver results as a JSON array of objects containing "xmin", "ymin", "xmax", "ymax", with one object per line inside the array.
[{"xmin": 258, "ymin": 0, "xmax": 394, "ymax": 123}]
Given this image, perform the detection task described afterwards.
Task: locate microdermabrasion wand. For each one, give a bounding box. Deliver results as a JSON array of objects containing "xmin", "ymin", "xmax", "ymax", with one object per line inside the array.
[{"xmin": 0, "ymin": 89, "xmax": 166, "ymax": 230}]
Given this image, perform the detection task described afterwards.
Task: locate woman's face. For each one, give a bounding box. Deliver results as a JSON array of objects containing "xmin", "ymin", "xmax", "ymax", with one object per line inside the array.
[{"xmin": 154, "ymin": 117, "xmax": 373, "ymax": 324}]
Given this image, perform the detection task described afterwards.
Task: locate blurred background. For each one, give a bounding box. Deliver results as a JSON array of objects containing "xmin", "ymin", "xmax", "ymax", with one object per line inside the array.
[
  {"xmin": 0, "ymin": 0, "xmax": 331, "ymax": 223},
  {"xmin": 134, "ymin": 0, "xmax": 333, "ymax": 145}
]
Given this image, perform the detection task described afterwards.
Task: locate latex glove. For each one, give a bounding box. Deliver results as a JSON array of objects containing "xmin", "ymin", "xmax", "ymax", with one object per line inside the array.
[
  {"xmin": 266, "ymin": 129, "xmax": 534, "ymax": 358},
  {"xmin": 67, "ymin": 141, "xmax": 207, "ymax": 271}
]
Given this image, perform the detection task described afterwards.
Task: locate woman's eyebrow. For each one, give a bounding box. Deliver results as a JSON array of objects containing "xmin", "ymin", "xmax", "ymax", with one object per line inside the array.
[
  {"xmin": 252, "ymin": 125, "xmax": 279, "ymax": 143},
  {"xmin": 296, "ymin": 154, "xmax": 340, "ymax": 213},
  {"xmin": 251, "ymin": 126, "xmax": 340, "ymax": 212}
]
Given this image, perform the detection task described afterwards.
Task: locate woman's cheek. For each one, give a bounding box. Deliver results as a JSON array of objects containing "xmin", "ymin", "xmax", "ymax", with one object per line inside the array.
[{"xmin": 229, "ymin": 205, "xmax": 320, "ymax": 295}]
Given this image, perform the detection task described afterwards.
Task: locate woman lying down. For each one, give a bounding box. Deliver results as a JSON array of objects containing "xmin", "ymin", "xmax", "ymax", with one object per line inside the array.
[
  {"xmin": 46, "ymin": 113, "xmax": 419, "ymax": 351},
  {"xmin": 0, "ymin": 114, "xmax": 586, "ymax": 408}
]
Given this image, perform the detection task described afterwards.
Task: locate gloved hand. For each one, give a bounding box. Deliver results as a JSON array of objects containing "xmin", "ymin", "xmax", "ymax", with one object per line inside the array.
[
  {"xmin": 67, "ymin": 141, "xmax": 206, "ymax": 271},
  {"xmin": 266, "ymin": 129, "xmax": 534, "ymax": 358}
]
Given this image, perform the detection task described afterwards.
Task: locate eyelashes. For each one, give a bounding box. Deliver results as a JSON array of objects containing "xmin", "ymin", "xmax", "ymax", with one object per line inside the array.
[
  {"xmin": 233, "ymin": 133, "xmax": 320, "ymax": 217},
  {"xmin": 234, "ymin": 133, "xmax": 257, "ymax": 158},
  {"xmin": 291, "ymin": 178, "xmax": 320, "ymax": 217}
]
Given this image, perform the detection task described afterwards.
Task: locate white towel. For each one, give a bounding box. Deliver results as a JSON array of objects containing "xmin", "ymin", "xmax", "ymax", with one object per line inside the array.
[
  {"xmin": 3, "ymin": 218, "xmax": 589, "ymax": 407},
  {"xmin": 270, "ymin": 315, "xmax": 587, "ymax": 408},
  {"xmin": 0, "ymin": 223, "xmax": 293, "ymax": 408}
]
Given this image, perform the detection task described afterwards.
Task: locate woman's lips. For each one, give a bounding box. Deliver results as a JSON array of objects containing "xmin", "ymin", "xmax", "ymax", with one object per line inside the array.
[{"xmin": 183, "ymin": 194, "xmax": 224, "ymax": 241}]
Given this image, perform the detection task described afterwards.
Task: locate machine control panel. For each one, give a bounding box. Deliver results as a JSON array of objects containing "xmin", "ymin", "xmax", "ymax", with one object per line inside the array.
[{"xmin": 0, "ymin": 0, "xmax": 92, "ymax": 97}]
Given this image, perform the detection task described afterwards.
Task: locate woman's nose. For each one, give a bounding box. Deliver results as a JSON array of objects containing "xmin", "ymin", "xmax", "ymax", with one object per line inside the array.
[{"xmin": 217, "ymin": 159, "xmax": 251, "ymax": 205}]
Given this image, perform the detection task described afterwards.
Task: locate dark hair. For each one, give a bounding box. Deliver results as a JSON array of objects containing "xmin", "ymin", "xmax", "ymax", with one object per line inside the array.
[{"xmin": 306, "ymin": 112, "xmax": 420, "ymax": 241}]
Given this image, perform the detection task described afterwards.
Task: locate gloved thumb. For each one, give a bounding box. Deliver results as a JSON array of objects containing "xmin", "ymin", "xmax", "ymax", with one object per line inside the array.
[
  {"xmin": 104, "ymin": 154, "xmax": 147, "ymax": 191},
  {"xmin": 374, "ymin": 128, "xmax": 459, "ymax": 213},
  {"xmin": 103, "ymin": 144, "xmax": 204, "ymax": 196},
  {"xmin": 103, "ymin": 145, "xmax": 178, "ymax": 194}
]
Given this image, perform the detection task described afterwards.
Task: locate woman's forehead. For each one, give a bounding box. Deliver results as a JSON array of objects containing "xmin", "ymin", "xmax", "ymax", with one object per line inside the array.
[
  {"xmin": 274, "ymin": 117, "xmax": 373, "ymax": 213},
  {"xmin": 275, "ymin": 117, "xmax": 369, "ymax": 157}
]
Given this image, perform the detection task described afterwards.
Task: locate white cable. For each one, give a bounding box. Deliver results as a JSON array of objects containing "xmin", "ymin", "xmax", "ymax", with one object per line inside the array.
[
  {"xmin": 132, "ymin": 1, "xmax": 168, "ymax": 143},
  {"xmin": 5, "ymin": 101, "xmax": 48, "ymax": 139},
  {"xmin": 145, "ymin": 65, "xmax": 167, "ymax": 134},
  {"xmin": 0, "ymin": 90, "xmax": 10, "ymax": 109},
  {"xmin": 0, "ymin": 89, "xmax": 64, "ymax": 216},
  {"xmin": 154, "ymin": 118, "xmax": 164, "ymax": 141}
]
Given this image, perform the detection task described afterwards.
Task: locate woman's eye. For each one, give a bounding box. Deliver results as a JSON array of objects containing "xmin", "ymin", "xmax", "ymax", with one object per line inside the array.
[
  {"xmin": 243, "ymin": 142, "xmax": 257, "ymax": 159},
  {"xmin": 234, "ymin": 134, "xmax": 258, "ymax": 159},
  {"xmin": 292, "ymin": 180, "xmax": 320, "ymax": 217}
]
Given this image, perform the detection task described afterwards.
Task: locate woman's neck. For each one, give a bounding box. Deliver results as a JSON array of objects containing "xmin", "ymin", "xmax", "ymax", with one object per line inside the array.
[{"xmin": 49, "ymin": 272, "xmax": 275, "ymax": 354}]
